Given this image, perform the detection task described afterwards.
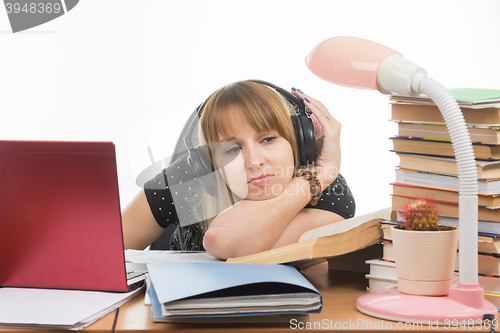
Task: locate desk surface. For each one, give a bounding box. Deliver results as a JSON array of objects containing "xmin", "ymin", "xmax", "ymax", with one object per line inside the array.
[
  {"xmin": 0, "ymin": 263, "xmax": 496, "ymax": 332},
  {"xmin": 113, "ymin": 263, "xmax": 498, "ymax": 333}
]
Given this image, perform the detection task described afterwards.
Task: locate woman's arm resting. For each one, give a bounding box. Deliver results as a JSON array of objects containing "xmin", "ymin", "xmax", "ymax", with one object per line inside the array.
[
  {"xmin": 121, "ymin": 191, "xmax": 165, "ymax": 250},
  {"xmin": 272, "ymin": 208, "xmax": 345, "ymax": 248},
  {"xmin": 203, "ymin": 176, "xmax": 312, "ymax": 259}
]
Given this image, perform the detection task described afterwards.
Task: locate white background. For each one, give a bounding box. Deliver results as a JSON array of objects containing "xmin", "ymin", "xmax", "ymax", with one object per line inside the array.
[{"xmin": 1, "ymin": 0, "xmax": 499, "ymax": 215}]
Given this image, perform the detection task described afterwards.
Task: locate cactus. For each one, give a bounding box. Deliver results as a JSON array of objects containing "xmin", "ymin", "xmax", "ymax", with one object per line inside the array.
[{"xmin": 400, "ymin": 197, "xmax": 440, "ymax": 231}]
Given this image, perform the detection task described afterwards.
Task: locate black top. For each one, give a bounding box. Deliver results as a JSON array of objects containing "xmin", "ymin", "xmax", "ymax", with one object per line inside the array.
[{"xmin": 144, "ymin": 154, "xmax": 355, "ymax": 250}]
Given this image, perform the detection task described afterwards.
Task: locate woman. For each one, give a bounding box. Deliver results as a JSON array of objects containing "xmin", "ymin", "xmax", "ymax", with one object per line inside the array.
[{"xmin": 122, "ymin": 80, "xmax": 355, "ymax": 259}]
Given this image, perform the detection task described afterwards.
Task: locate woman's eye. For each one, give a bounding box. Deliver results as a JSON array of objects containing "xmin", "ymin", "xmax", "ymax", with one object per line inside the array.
[
  {"xmin": 262, "ymin": 136, "xmax": 277, "ymax": 143},
  {"xmin": 225, "ymin": 146, "xmax": 241, "ymax": 154}
]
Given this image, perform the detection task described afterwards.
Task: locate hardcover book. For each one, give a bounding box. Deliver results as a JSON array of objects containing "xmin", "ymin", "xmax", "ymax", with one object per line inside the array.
[
  {"xmin": 396, "ymin": 122, "xmax": 500, "ymax": 145},
  {"xmin": 391, "ymin": 183, "xmax": 500, "ymax": 208},
  {"xmin": 391, "ymin": 195, "xmax": 500, "ymax": 223},
  {"xmin": 392, "ymin": 136, "xmax": 500, "ymax": 160},
  {"xmin": 225, "ymin": 208, "xmax": 393, "ymax": 268},
  {"xmin": 394, "ymin": 169, "xmax": 500, "ymax": 195},
  {"xmin": 395, "ymin": 153, "xmax": 500, "ymax": 179}
]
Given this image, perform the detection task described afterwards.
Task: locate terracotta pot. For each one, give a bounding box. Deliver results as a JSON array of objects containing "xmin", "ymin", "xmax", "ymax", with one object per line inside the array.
[{"xmin": 391, "ymin": 226, "xmax": 459, "ymax": 296}]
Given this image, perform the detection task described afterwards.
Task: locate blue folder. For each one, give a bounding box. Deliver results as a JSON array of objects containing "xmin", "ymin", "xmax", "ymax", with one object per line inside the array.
[{"xmin": 147, "ymin": 262, "xmax": 322, "ymax": 319}]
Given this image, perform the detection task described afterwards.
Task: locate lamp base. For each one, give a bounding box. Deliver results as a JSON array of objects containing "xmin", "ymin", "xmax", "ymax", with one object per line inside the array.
[{"xmin": 357, "ymin": 286, "xmax": 497, "ymax": 324}]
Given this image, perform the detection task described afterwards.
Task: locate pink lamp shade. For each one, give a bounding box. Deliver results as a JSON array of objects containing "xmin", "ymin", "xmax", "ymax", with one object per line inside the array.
[{"xmin": 305, "ymin": 36, "xmax": 400, "ymax": 94}]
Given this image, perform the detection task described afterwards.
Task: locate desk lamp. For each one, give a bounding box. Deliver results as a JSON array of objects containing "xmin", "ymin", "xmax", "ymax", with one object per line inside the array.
[{"xmin": 306, "ymin": 36, "xmax": 497, "ymax": 323}]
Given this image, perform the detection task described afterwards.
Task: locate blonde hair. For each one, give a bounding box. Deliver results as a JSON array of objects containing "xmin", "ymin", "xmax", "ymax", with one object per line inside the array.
[
  {"xmin": 201, "ymin": 81, "xmax": 298, "ymax": 167},
  {"xmin": 195, "ymin": 80, "xmax": 298, "ymax": 227}
]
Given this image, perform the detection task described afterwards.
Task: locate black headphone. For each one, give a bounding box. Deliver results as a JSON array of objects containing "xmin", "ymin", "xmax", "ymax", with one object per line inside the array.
[{"xmin": 184, "ymin": 80, "xmax": 316, "ymax": 196}]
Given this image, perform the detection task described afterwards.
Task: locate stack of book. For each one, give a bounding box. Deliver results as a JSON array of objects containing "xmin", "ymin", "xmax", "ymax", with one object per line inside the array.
[
  {"xmin": 390, "ymin": 88, "xmax": 500, "ymax": 225},
  {"xmin": 366, "ymin": 88, "xmax": 500, "ymax": 308}
]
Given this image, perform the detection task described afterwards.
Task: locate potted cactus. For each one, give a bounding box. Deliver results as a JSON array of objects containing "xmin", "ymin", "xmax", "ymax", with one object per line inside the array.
[{"xmin": 392, "ymin": 198, "xmax": 459, "ymax": 296}]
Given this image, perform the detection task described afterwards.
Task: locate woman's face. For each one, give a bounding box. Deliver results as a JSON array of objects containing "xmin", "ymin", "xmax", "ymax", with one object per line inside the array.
[{"xmin": 211, "ymin": 120, "xmax": 295, "ymax": 201}]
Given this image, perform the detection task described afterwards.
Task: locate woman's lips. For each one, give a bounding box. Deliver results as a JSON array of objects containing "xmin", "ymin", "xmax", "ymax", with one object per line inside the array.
[{"xmin": 248, "ymin": 174, "xmax": 274, "ymax": 186}]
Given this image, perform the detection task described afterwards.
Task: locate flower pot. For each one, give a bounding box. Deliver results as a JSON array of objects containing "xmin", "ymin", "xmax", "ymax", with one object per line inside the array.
[{"xmin": 391, "ymin": 225, "xmax": 459, "ymax": 296}]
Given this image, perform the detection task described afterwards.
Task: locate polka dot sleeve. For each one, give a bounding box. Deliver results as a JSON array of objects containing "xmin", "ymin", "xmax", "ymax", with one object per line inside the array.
[
  {"xmin": 305, "ymin": 173, "xmax": 356, "ymax": 219},
  {"xmin": 143, "ymin": 169, "xmax": 179, "ymax": 229},
  {"xmin": 143, "ymin": 154, "xmax": 196, "ymax": 229}
]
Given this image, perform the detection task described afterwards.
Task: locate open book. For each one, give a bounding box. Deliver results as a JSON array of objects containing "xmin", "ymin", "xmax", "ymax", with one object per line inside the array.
[{"xmin": 226, "ymin": 207, "xmax": 394, "ymax": 269}]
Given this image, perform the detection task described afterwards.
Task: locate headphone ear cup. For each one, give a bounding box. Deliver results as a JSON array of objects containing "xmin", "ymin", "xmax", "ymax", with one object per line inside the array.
[
  {"xmin": 291, "ymin": 104, "xmax": 316, "ymax": 167},
  {"xmin": 187, "ymin": 146, "xmax": 217, "ymax": 196},
  {"xmin": 249, "ymin": 80, "xmax": 316, "ymax": 167}
]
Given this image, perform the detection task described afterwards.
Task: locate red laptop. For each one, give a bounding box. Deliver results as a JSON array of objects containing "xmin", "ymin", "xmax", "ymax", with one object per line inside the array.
[{"xmin": 0, "ymin": 140, "xmax": 143, "ymax": 292}]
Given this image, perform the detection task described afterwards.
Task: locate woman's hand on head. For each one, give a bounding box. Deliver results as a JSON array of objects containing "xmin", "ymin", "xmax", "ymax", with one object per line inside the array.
[{"xmin": 291, "ymin": 88, "xmax": 341, "ymax": 189}]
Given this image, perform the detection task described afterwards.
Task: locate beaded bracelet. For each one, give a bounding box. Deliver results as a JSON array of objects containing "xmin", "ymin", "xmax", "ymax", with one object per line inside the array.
[{"xmin": 296, "ymin": 167, "xmax": 322, "ymax": 206}]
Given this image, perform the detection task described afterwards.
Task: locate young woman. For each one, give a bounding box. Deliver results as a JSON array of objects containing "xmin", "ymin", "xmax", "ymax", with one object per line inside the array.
[{"xmin": 122, "ymin": 80, "xmax": 355, "ymax": 259}]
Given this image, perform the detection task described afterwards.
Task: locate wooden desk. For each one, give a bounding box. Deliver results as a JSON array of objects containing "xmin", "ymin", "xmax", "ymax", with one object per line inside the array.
[{"xmin": 114, "ymin": 263, "xmax": 497, "ymax": 332}]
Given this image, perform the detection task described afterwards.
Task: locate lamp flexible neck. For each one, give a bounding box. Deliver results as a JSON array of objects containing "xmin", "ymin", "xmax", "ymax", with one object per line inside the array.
[
  {"xmin": 418, "ymin": 77, "xmax": 478, "ymax": 285},
  {"xmin": 418, "ymin": 78, "xmax": 478, "ymax": 195}
]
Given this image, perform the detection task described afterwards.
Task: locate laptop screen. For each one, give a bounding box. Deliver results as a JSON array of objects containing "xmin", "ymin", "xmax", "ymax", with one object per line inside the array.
[{"xmin": 0, "ymin": 141, "xmax": 130, "ymax": 292}]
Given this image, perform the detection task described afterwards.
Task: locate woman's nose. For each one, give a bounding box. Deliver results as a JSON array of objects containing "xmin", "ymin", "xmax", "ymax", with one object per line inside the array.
[{"xmin": 245, "ymin": 146, "xmax": 265, "ymax": 170}]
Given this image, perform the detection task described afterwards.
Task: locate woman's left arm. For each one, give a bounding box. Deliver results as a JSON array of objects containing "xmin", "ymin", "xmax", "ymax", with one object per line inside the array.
[{"xmin": 271, "ymin": 209, "xmax": 345, "ymax": 248}]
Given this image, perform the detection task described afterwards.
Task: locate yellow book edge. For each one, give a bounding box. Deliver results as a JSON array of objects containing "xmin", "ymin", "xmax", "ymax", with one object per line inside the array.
[{"xmin": 226, "ymin": 208, "xmax": 393, "ymax": 267}]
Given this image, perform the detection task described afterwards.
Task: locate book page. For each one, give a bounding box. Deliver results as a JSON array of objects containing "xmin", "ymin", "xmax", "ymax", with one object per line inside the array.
[
  {"xmin": 125, "ymin": 250, "xmax": 222, "ymax": 264},
  {"xmin": 391, "ymin": 88, "xmax": 500, "ymax": 107},
  {"xmin": 298, "ymin": 207, "xmax": 393, "ymax": 242},
  {"xmin": 0, "ymin": 286, "xmax": 143, "ymax": 329}
]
